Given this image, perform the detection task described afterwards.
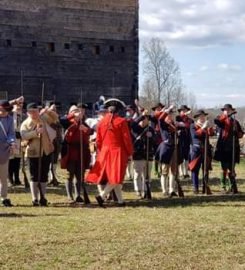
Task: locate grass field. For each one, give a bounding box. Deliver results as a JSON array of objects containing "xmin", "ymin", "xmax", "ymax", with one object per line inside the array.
[{"xmin": 0, "ymin": 159, "xmax": 244, "ymax": 270}]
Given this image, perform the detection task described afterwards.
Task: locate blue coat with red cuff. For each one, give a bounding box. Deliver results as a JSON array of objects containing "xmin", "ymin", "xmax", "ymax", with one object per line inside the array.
[{"xmin": 189, "ymin": 123, "xmax": 213, "ymax": 171}]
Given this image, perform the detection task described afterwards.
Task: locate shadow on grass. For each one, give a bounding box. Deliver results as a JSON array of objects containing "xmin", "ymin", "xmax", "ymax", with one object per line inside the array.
[{"xmin": 0, "ymin": 213, "xmax": 37, "ymax": 218}]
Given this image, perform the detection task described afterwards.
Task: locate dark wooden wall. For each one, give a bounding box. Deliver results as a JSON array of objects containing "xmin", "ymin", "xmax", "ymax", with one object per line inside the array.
[{"xmin": 0, "ymin": 0, "xmax": 138, "ymax": 110}]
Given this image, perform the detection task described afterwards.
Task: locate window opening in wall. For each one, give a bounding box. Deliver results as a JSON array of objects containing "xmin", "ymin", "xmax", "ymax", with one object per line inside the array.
[
  {"xmin": 32, "ymin": 41, "xmax": 37, "ymax": 47},
  {"xmin": 94, "ymin": 45, "xmax": 100, "ymax": 55},
  {"xmin": 48, "ymin": 42, "xmax": 55, "ymax": 52},
  {"xmin": 109, "ymin": 45, "xmax": 114, "ymax": 52},
  {"xmin": 78, "ymin": 44, "xmax": 83, "ymax": 50},
  {"xmin": 6, "ymin": 39, "xmax": 12, "ymax": 47},
  {"xmin": 64, "ymin": 43, "xmax": 70, "ymax": 50},
  {"xmin": 121, "ymin": 46, "xmax": 125, "ymax": 53}
]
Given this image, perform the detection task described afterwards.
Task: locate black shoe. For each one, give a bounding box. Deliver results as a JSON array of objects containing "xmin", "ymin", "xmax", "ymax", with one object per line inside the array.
[
  {"xmin": 116, "ymin": 202, "xmax": 126, "ymax": 207},
  {"xmin": 95, "ymin": 195, "xmax": 104, "ymax": 207},
  {"xmin": 49, "ymin": 179, "xmax": 60, "ymax": 187},
  {"xmin": 39, "ymin": 198, "xmax": 48, "ymax": 207},
  {"xmin": 2, "ymin": 198, "xmax": 13, "ymax": 207},
  {"xmin": 193, "ymin": 189, "xmax": 199, "ymax": 195},
  {"xmin": 169, "ymin": 192, "xmax": 178, "ymax": 198},
  {"xmin": 14, "ymin": 181, "xmax": 22, "ymax": 186},
  {"xmin": 32, "ymin": 200, "xmax": 39, "ymax": 207},
  {"xmin": 75, "ymin": 196, "xmax": 84, "ymax": 203}
]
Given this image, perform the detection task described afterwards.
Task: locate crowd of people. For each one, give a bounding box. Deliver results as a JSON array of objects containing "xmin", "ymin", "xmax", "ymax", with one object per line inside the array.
[{"xmin": 0, "ymin": 95, "xmax": 244, "ymax": 207}]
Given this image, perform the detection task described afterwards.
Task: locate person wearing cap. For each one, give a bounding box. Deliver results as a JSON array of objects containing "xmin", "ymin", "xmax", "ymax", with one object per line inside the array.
[
  {"xmin": 176, "ymin": 105, "xmax": 193, "ymax": 179},
  {"xmin": 0, "ymin": 100, "xmax": 16, "ymax": 206},
  {"xmin": 214, "ymin": 104, "xmax": 244, "ymax": 193},
  {"xmin": 20, "ymin": 103, "xmax": 56, "ymax": 206},
  {"xmin": 154, "ymin": 105, "xmax": 179, "ymax": 197},
  {"xmin": 61, "ymin": 104, "xmax": 92, "ymax": 203},
  {"xmin": 86, "ymin": 98, "xmax": 133, "ymax": 207},
  {"xmin": 189, "ymin": 110, "xmax": 214, "ymax": 194}
]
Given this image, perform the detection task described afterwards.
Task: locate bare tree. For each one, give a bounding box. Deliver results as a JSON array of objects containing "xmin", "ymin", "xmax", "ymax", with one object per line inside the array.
[{"xmin": 141, "ymin": 37, "xmax": 195, "ymax": 108}]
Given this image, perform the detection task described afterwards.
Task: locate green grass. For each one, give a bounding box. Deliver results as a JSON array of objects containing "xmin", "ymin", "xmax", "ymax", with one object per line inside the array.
[{"xmin": 0, "ymin": 159, "xmax": 244, "ymax": 270}]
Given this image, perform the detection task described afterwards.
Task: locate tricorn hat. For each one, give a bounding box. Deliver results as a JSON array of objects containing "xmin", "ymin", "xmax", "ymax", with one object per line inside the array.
[
  {"xmin": 193, "ymin": 109, "xmax": 208, "ymax": 118},
  {"xmin": 104, "ymin": 98, "xmax": 126, "ymax": 110},
  {"xmin": 0, "ymin": 100, "xmax": 13, "ymax": 112},
  {"xmin": 178, "ymin": 105, "xmax": 190, "ymax": 112},
  {"xmin": 77, "ymin": 103, "xmax": 88, "ymax": 109},
  {"xmin": 151, "ymin": 102, "xmax": 165, "ymax": 111},
  {"xmin": 221, "ymin": 104, "xmax": 236, "ymax": 111}
]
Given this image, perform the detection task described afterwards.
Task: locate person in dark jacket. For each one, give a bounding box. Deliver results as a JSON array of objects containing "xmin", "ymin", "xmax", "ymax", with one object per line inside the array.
[
  {"xmin": 176, "ymin": 105, "xmax": 193, "ymax": 179},
  {"xmin": 131, "ymin": 111, "xmax": 156, "ymax": 198},
  {"xmin": 189, "ymin": 110, "xmax": 214, "ymax": 194},
  {"xmin": 155, "ymin": 105, "xmax": 179, "ymax": 197},
  {"xmin": 62, "ymin": 104, "xmax": 92, "ymax": 203},
  {"xmin": 214, "ymin": 104, "xmax": 244, "ymax": 193}
]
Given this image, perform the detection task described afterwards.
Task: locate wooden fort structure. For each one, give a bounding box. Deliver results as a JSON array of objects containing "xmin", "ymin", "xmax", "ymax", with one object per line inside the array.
[{"xmin": 0, "ymin": 0, "xmax": 139, "ymax": 109}]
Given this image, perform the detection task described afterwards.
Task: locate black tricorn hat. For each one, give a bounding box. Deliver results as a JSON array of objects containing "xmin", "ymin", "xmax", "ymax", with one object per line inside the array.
[
  {"xmin": 125, "ymin": 105, "xmax": 136, "ymax": 111},
  {"xmin": 193, "ymin": 109, "xmax": 208, "ymax": 118},
  {"xmin": 178, "ymin": 105, "xmax": 190, "ymax": 112},
  {"xmin": 104, "ymin": 98, "xmax": 126, "ymax": 110},
  {"xmin": 221, "ymin": 104, "xmax": 236, "ymax": 111},
  {"xmin": 0, "ymin": 100, "xmax": 13, "ymax": 112},
  {"xmin": 151, "ymin": 102, "xmax": 165, "ymax": 111},
  {"xmin": 77, "ymin": 103, "xmax": 88, "ymax": 109}
]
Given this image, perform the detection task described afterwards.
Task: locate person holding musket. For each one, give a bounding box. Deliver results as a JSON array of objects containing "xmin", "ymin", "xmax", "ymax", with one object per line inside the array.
[
  {"xmin": 214, "ymin": 104, "xmax": 244, "ymax": 193},
  {"xmin": 20, "ymin": 103, "xmax": 56, "ymax": 206},
  {"xmin": 131, "ymin": 110, "xmax": 156, "ymax": 198},
  {"xmin": 61, "ymin": 104, "xmax": 92, "ymax": 203},
  {"xmin": 86, "ymin": 98, "xmax": 133, "ymax": 207},
  {"xmin": 0, "ymin": 100, "xmax": 16, "ymax": 207},
  {"xmin": 176, "ymin": 105, "xmax": 193, "ymax": 179},
  {"xmin": 151, "ymin": 102, "xmax": 165, "ymax": 177},
  {"xmin": 189, "ymin": 110, "xmax": 214, "ymax": 194},
  {"xmin": 154, "ymin": 105, "xmax": 179, "ymax": 197}
]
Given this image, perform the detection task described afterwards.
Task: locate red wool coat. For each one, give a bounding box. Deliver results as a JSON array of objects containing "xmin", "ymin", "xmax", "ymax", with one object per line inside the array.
[
  {"xmin": 64, "ymin": 121, "xmax": 91, "ymax": 170},
  {"xmin": 86, "ymin": 113, "xmax": 133, "ymax": 185}
]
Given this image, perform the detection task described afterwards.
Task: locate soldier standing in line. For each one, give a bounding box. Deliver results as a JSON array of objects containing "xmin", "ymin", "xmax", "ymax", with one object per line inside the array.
[
  {"xmin": 214, "ymin": 104, "xmax": 244, "ymax": 193},
  {"xmin": 189, "ymin": 110, "xmax": 214, "ymax": 194},
  {"xmin": 176, "ymin": 105, "xmax": 193, "ymax": 179},
  {"xmin": 20, "ymin": 103, "xmax": 56, "ymax": 206}
]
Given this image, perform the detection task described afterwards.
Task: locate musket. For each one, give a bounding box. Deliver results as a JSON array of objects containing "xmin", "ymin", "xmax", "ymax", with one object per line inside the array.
[
  {"xmin": 174, "ymin": 128, "xmax": 184, "ymax": 197},
  {"xmin": 230, "ymin": 114, "xmax": 238, "ymax": 194},
  {"xmin": 143, "ymin": 123, "xmax": 152, "ymax": 200},
  {"xmin": 20, "ymin": 69, "xmax": 30, "ymax": 189},
  {"xmin": 37, "ymin": 82, "xmax": 45, "ymax": 200},
  {"xmin": 80, "ymin": 89, "xmax": 91, "ymax": 204},
  {"xmin": 202, "ymin": 130, "xmax": 212, "ymax": 195}
]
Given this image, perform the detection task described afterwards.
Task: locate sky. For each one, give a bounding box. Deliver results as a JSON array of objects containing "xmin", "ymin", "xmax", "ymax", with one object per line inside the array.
[{"xmin": 139, "ymin": 0, "xmax": 245, "ymax": 108}]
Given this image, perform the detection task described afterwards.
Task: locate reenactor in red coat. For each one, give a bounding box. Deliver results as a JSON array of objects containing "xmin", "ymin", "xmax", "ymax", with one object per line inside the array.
[
  {"xmin": 86, "ymin": 98, "xmax": 133, "ymax": 207},
  {"xmin": 62, "ymin": 104, "xmax": 92, "ymax": 203}
]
